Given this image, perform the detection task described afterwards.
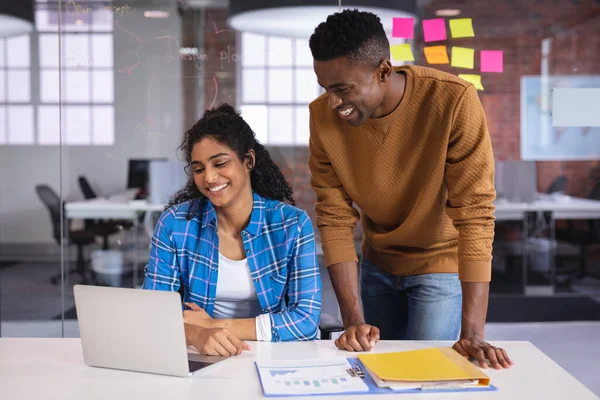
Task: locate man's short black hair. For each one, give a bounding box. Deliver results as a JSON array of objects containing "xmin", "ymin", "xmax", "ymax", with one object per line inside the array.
[{"xmin": 309, "ymin": 9, "xmax": 390, "ymax": 67}]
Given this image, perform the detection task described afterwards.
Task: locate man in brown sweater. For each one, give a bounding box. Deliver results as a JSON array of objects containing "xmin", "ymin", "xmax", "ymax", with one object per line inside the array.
[{"xmin": 308, "ymin": 9, "xmax": 512, "ymax": 369}]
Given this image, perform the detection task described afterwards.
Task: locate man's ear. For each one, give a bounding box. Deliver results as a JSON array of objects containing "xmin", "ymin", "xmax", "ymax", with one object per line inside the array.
[{"xmin": 378, "ymin": 59, "xmax": 394, "ymax": 82}]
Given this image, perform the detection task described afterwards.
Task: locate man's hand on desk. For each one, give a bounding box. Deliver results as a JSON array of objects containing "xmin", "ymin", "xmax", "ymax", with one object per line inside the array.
[
  {"xmin": 334, "ymin": 323, "xmax": 380, "ymax": 352},
  {"xmin": 453, "ymin": 338, "xmax": 513, "ymax": 370},
  {"xmin": 185, "ymin": 324, "xmax": 251, "ymax": 357}
]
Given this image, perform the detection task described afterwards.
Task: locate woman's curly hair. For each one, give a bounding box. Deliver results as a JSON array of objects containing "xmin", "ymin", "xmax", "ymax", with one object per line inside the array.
[{"xmin": 168, "ymin": 104, "xmax": 295, "ymax": 213}]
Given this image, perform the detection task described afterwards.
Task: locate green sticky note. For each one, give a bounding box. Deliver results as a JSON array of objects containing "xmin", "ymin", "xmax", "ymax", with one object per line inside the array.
[
  {"xmin": 449, "ymin": 18, "xmax": 475, "ymax": 38},
  {"xmin": 451, "ymin": 47, "xmax": 474, "ymax": 69},
  {"xmin": 390, "ymin": 44, "xmax": 415, "ymax": 61},
  {"xmin": 458, "ymin": 74, "xmax": 484, "ymax": 90}
]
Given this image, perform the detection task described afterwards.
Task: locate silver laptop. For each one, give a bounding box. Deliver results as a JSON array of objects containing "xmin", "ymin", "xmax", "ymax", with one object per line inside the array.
[{"xmin": 73, "ymin": 284, "xmax": 230, "ymax": 377}]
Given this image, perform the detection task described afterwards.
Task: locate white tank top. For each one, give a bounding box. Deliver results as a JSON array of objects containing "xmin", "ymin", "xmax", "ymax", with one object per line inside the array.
[{"xmin": 212, "ymin": 253, "xmax": 271, "ymax": 341}]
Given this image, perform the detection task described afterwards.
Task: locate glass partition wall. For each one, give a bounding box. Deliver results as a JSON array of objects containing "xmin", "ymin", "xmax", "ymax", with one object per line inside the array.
[{"xmin": 1, "ymin": 0, "xmax": 598, "ymax": 337}]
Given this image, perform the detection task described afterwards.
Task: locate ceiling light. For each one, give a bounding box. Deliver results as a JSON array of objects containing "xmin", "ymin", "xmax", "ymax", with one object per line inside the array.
[
  {"xmin": 227, "ymin": 1, "xmax": 417, "ymax": 39},
  {"xmin": 435, "ymin": 9, "xmax": 461, "ymax": 17},
  {"xmin": 0, "ymin": 0, "xmax": 34, "ymax": 38},
  {"xmin": 144, "ymin": 10, "xmax": 170, "ymax": 19}
]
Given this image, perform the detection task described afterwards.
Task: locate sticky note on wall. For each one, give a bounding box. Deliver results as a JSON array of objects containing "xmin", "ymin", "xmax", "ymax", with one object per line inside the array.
[
  {"xmin": 458, "ymin": 74, "xmax": 484, "ymax": 90},
  {"xmin": 480, "ymin": 50, "xmax": 503, "ymax": 72},
  {"xmin": 390, "ymin": 44, "xmax": 415, "ymax": 61},
  {"xmin": 392, "ymin": 18, "xmax": 414, "ymax": 39},
  {"xmin": 451, "ymin": 47, "xmax": 474, "ymax": 69},
  {"xmin": 449, "ymin": 18, "xmax": 474, "ymax": 38},
  {"xmin": 424, "ymin": 46, "xmax": 449, "ymax": 64},
  {"xmin": 422, "ymin": 18, "xmax": 447, "ymax": 42}
]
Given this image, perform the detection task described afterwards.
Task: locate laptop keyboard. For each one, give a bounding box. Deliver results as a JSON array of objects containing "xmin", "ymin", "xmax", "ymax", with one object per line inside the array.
[{"xmin": 188, "ymin": 360, "xmax": 213, "ymax": 373}]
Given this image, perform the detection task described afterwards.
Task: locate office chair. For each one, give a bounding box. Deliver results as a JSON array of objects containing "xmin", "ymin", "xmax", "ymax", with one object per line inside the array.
[
  {"xmin": 77, "ymin": 176, "xmax": 132, "ymax": 250},
  {"xmin": 556, "ymin": 181, "xmax": 600, "ymax": 279},
  {"xmin": 547, "ymin": 176, "xmax": 567, "ymax": 194},
  {"xmin": 78, "ymin": 176, "xmax": 97, "ymax": 200},
  {"xmin": 319, "ymin": 313, "xmax": 345, "ymax": 340},
  {"xmin": 35, "ymin": 184, "xmax": 97, "ymax": 285}
]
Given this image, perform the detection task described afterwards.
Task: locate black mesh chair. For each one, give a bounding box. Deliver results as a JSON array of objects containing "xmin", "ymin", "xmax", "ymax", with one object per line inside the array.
[
  {"xmin": 78, "ymin": 176, "xmax": 97, "ymax": 200},
  {"xmin": 77, "ymin": 176, "xmax": 132, "ymax": 249},
  {"xmin": 35, "ymin": 184, "xmax": 97, "ymax": 285},
  {"xmin": 547, "ymin": 176, "xmax": 568, "ymax": 194}
]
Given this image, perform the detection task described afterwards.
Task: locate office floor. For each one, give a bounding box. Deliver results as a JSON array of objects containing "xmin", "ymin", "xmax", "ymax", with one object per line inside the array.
[
  {"xmin": 3, "ymin": 258, "xmax": 600, "ymax": 322},
  {"xmin": 0, "ymin": 252, "xmax": 600, "ymax": 322}
]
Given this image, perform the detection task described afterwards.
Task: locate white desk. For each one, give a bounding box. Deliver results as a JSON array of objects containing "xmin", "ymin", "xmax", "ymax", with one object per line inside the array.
[
  {"xmin": 65, "ymin": 193, "xmax": 600, "ymax": 223},
  {"xmin": 0, "ymin": 339, "xmax": 596, "ymax": 400},
  {"xmin": 65, "ymin": 190, "xmax": 165, "ymax": 220},
  {"xmin": 494, "ymin": 194, "xmax": 600, "ymax": 295},
  {"xmin": 64, "ymin": 191, "xmax": 166, "ymax": 287},
  {"xmin": 494, "ymin": 194, "xmax": 600, "ymax": 221},
  {"xmin": 64, "ymin": 193, "xmax": 600, "ymax": 293}
]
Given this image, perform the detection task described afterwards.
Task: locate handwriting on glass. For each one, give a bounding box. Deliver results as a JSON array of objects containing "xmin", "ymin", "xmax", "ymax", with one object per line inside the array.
[
  {"xmin": 177, "ymin": 47, "xmax": 238, "ymax": 70},
  {"xmin": 66, "ymin": 55, "xmax": 93, "ymax": 67},
  {"xmin": 64, "ymin": 0, "xmax": 130, "ymax": 16},
  {"xmin": 134, "ymin": 124, "xmax": 169, "ymax": 139}
]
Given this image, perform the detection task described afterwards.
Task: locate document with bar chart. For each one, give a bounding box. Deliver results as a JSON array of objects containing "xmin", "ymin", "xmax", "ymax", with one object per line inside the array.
[{"xmin": 255, "ymin": 357, "xmax": 369, "ymax": 396}]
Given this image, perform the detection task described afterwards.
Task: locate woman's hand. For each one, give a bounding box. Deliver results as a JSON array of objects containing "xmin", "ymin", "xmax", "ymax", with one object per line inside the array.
[{"xmin": 185, "ymin": 324, "xmax": 251, "ymax": 356}]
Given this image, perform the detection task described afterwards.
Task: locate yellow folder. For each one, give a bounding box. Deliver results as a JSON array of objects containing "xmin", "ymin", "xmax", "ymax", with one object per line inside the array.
[{"xmin": 357, "ymin": 347, "xmax": 490, "ymax": 386}]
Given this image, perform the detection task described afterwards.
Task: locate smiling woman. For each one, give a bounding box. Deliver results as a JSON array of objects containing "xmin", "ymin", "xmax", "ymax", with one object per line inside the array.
[
  {"xmin": 142, "ymin": 104, "xmax": 323, "ymax": 357},
  {"xmin": 168, "ymin": 104, "xmax": 295, "ymax": 210}
]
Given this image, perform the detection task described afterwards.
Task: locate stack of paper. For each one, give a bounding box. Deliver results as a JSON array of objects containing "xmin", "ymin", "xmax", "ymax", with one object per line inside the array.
[
  {"xmin": 255, "ymin": 357, "xmax": 370, "ymax": 396},
  {"xmin": 357, "ymin": 347, "xmax": 491, "ymax": 392}
]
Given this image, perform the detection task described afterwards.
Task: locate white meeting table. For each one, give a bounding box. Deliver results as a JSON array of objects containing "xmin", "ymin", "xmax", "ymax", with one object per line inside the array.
[
  {"xmin": 64, "ymin": 193, "xmax": 600, "ymax": 293},
  {"xmin": 64, "ymin": 192, "xmax": 600, "ymax": 225},
  {"xmin": 0, "ymin": 339, "xmax": 597, "ymax": 400},
  {"xmin": 494, "ymin": 193, "xmax": 600, "ymax": 295}
]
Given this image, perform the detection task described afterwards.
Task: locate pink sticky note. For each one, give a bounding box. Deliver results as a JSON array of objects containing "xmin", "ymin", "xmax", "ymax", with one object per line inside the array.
[
  {"xmin": 422, "ymin": 18, "xmax": 447, "ymax": 42},
  {"xmin": 480, "ymin": 50, "xmax": 503, "ymax": 72},
  {"xmin": 392, "ymin": 17, "xmax": 414, "ymax": 39}
]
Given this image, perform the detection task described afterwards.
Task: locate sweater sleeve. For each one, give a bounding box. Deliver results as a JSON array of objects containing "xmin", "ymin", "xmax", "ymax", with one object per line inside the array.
[
  {"xmin": 444, "ymin": 84, "xmax": 496, "ymax": 282},
  {"xmin": 308, "ymin": 111, "xmax": 360, "ymax": 267}
]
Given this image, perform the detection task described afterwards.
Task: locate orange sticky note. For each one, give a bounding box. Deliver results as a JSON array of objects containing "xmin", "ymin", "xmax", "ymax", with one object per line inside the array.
[
  {"xmin": 458, "ymin": 74, "xmax": 484, "ymax": 90},
  {"xmin": 390, "ymin": 44, "xmax": 415, "ymax": 61},
  {"xmin": 424, "ymin": 46, "xmax": 449, "ymax": 64},
  {"xmin": 451, "ymin": 47, "xmax": 474, "ymax": 69}
]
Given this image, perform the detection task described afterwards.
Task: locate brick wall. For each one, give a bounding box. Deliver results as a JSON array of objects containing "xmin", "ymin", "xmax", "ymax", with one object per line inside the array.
[
  {"xmin": 187, "ymin": 3, "xmax": 600, "ymax": 228},
  {"xmin": 421, "ymin": 0, "xmax": 600, "ymax": 197}
]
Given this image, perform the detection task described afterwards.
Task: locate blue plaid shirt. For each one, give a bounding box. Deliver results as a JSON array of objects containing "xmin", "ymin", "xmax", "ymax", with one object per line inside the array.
[{"xmin": 143, "ymin": 192, "xmax": 322, "ymax": 342}]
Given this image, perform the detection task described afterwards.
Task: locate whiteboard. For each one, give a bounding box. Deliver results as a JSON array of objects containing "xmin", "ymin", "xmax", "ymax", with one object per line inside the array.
[
  {"xmin": 552, "ymin": 88, "xmax": 600, "ymax": 127},
  {"xmin": 520, "ymin": 75, "xmax": 600, "ymax": 161}
]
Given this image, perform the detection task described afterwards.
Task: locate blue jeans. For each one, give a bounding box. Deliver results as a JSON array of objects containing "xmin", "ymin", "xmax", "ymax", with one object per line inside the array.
[{"xmin": 360, "ymin": 259, "xmax": 462, "ymax": 340}]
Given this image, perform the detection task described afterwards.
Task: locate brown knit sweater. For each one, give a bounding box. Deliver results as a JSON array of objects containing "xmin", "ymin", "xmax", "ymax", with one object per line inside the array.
[{"xmin": 308, "ymin": 65, "xmax": 495, "ymax": 282}]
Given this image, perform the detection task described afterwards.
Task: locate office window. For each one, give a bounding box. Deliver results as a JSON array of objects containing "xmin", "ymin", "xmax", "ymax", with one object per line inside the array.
[
  {"xmin": 0, "ymin": 3, "xmax": 115, "ymax": 146},
  {"xmin": 0, "ymin": 35, "xmax": 33, "ymax": 144},
  {"xmin": 238, "ymin": 32, "xmax": 321, "ymax": 146},
  {"xmin": 37, "ymin": 5, "xmax": 115, "ymax": 145}
]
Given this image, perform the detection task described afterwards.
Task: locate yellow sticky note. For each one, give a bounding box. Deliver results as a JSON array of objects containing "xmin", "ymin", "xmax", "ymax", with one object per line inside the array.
[
  {"xmin": 451, "ymin": 47, "xmax": 474, "ymax": 69},
  {"xmin": 458, "ymin": 74, "xmax": 484, "ymax": 90},
  {"xmin": 449, "ymin": 18, "xmax": 475, "ymax": 38},
  {"xmin": 390, "ymin": 44, "xmax": 414, "ymax": 61},
  {"xmin": 424, "ymin": 46, "xmax": 449, "ymax": 64}
]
